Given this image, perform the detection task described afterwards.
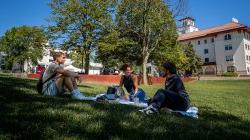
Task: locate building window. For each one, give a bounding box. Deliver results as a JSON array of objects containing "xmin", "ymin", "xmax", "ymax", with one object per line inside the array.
[
  {"xmin": 224, "ymin": 34, "xmax": 232, "ymax": 40},
  {"xmin": 227, "ymin": 66, "xmax": 235, "ymax": 72},
  {"xmin": 225, "ymin": 45, "xmax": 228, "ymax": 50},
  {"xmin": 204, "ymin": 39, "xmax": 207, "ymax": 44},
  {"xmin": 226, "ymin": 55, "xmax": 233, "ymax": 61},
  {"xmin": 246, "ymin": 44, "xmax": 248, "ymax": 50},
  {"xmin": 211, "ymin": 38, "xmax": 214, "ymax": 43},
  {"xmin": 225, "ymin": 44, "xmax": 232, "ymax": 51},
  {"xmin": 229, "ymin": 44, "xmax": 232, "ymax": 50},
  {"xmin": 204, "ymin": 49, "xmax": 208, "ymax": 54},
  {"xmin": 248, "ymin": 67, "xmax": 250, "ymax": 73},
  {"xmin": 248, "ymin": 45, "xmax": 250, "ymax": 50},
  {"xmin": 205, "ymin": 58, "xmax": 209, "ymax": 63},
  {"xmin": 246, "ymin": 55, "xmax": 248, "ymax": 61},
  {"xmin": 198, "ymin": 40, "xmax": 200, "ymax": 45}
]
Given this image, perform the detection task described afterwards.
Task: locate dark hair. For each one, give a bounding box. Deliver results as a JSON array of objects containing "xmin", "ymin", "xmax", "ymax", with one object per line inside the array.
[
  {"xmin": 162, "ymin": 62, "xmax": 177, "ymax": 74},
  {"xmin": 120, "ymin": 63, "xmax": 132, "ymax": 71}
]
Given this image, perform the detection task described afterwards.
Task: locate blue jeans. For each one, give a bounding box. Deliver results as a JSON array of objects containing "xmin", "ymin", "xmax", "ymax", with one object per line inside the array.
[{"xmin": 129, "ymin": 88, "xmax": 146, "ymax": 103}]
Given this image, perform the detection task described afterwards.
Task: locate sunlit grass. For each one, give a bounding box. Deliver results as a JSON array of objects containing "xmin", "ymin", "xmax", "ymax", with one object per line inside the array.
[{"xmin": 0, "ymin": 74, "xmax": 249, "ymax": 140}]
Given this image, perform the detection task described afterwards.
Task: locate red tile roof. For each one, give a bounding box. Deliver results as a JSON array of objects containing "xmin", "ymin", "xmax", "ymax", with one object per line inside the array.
[{"xmin": 178, "ymin": 22, "xmax": 250, "ymax": 41}]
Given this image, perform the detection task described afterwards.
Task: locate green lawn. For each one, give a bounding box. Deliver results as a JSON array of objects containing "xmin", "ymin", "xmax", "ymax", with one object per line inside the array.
[{"xmin": 0, "ymin": 74, "xmax": 249, "ymax": 140}]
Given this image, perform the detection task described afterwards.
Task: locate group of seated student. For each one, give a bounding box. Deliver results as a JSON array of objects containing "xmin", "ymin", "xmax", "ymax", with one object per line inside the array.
[{"xmin": 42, "ymin": 52, "xmax": 190, "ymax": 114}]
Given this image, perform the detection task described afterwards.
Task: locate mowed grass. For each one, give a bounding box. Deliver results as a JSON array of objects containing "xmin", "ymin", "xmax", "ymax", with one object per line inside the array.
[{"xmin": 0, "ymin": 74, "xmax": 249, "ymax": 140}]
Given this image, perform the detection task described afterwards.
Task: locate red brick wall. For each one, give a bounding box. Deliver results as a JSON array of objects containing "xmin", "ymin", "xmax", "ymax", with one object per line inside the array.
[
  {"xmin": 28, "ymin": 74, "xmax": 40, "ymax": 79},
  {"xmin": 79, "ymin": 75, "xmax": 121, "ymax": 85},
  {"xmin": 27, "ymin": 74, "xmax": 194, "ymax": 85}
]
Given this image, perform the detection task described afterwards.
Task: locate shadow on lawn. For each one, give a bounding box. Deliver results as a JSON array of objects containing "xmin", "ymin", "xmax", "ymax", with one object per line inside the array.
[{"xmin": 0, "ymin": 76, "xmax": 249, "ymax": 140}]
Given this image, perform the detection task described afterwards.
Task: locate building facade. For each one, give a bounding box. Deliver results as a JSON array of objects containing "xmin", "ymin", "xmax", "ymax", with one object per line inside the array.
[{"xmin": 178, "ymin": 18, "xmax": 250, "ymax": 75}]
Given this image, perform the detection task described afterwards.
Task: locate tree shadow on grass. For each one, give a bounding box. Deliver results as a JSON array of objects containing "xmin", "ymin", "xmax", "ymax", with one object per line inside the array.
[{"xmin": 0, "ymin": 76, "xmax": 249, "ymax": 140}]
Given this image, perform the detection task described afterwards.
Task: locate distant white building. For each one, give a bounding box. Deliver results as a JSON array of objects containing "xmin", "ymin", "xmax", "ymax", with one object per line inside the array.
[
  {"xmin": 178, "ymin": 17, "xmax": 199, "ymax": 34},
  {"xmin": 38, "ymin": 48, "xmax": 103, "ymax": 74},
  {"xmin": 178, "ymin": 17, "xmax": 250, "ymax": 75},
  {"xmin": 89, "ymin": 62, "xmax": 103, "ymax": 75}
]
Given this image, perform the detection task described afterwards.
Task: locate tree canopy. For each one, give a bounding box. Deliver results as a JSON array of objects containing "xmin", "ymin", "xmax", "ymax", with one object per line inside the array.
[
  {"xmin": 0, "ymin": 26, "xmax": 47, "ymax": 71},
  {"xmin": 98, "ymin": 0, "xmax": 178, "ymax": 84},
  {"xmin": 48, "ymin": 0, "xmax": 116, "ymax": 74}
]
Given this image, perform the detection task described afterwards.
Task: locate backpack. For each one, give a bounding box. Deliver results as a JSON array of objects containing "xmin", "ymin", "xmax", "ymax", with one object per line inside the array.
[
  {"xmin": 106, "ymin": 86, "xmax": 125, "ymax": 100},
  {"xmin": 96, "ymin": 86, "xmax": 125, "ymax": 101},
  {"xmin": 36, "ymin": 71, "xmax": 56, "ymax": 94}
]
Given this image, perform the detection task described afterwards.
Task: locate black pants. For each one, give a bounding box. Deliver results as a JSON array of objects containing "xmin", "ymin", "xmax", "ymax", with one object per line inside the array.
[{"xmin": 150, "ymin": 89, "xmax": 190, "ymax": 111}]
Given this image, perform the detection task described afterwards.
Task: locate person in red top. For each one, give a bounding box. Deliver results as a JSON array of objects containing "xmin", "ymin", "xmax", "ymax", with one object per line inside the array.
[{"xmin": 36, "ymin": 65, "xmax": 45, "ymax": 74}]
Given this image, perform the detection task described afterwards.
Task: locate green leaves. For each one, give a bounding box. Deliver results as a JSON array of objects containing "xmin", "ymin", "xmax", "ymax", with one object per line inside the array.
[
  {"xmin": 48, "ymin": 0, "xmax": 116, "ymax": 74},
  {"xmin": 0, "ymin": 26, "xmax": 47, "ymax": 70},
  {"xmin": 182, "ymin": 43, "xmax": 203, "ymax": 73}
]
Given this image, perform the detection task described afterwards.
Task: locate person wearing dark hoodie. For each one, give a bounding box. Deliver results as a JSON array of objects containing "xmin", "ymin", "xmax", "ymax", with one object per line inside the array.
[{"xmin": 140, "ymin": 62, "xmax": 190, "ymax": 114}]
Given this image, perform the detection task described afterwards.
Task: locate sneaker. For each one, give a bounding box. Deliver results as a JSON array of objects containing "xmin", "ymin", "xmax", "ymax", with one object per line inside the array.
[
  {"xmin": 139, "ymin": 105, "xmax": 159, "ymax": 115},
  {"xmin": 71, "ymin": 90, "xmax": 87, "ymax": 100}
]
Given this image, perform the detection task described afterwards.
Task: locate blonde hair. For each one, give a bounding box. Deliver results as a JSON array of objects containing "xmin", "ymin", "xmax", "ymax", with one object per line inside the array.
[{"xmin": 52, "ymin": 52, "xmax": 65, "ymax": 60}]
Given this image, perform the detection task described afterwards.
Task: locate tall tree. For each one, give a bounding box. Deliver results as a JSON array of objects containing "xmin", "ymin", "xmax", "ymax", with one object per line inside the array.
[
  {"xmin": 0, "ymin": 26, "xmax": 47, "ymax": 72},
  {"xmin": 182, "ymin": 43, "xmax": 202, "ymax": 73},
  {"xmin": 48, "ymin": 0, "xmax": 115, "ymax": 74},
  {"xmin": 116, "ymin": 0, "xmax": 177, "ymax": 84},
  {"xmin": 97, "ymin": 30, "xmax": 139, "ymax": 68},
  {"xmin": 150, "ymin": 42, "xmax": 188, "ymax": 69}
]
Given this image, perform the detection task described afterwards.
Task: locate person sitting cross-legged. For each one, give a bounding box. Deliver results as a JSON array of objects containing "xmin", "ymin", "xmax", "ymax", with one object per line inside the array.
[
  {"xmin": 42, "ymin": 51, "xmax": 86, "ymax": 100},
  {"xmin": 139, "ymin": 62, "xmax": 190, "ymax": 114},
  {"xmin": 119, "ymin": 64, "xmax": 146, "ymax": 103}
]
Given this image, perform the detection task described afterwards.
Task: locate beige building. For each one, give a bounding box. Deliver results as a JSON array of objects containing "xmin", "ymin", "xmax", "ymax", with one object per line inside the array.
[{"xmin": 178, "ymin": 17, "xmax": 250, "ymax": 75}]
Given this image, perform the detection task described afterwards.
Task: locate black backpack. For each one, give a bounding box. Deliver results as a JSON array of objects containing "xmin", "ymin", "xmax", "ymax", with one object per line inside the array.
[
  {"xmin": 106, "ymin": 86, "xmax": 125, "ymax": 99},
  {"xmin": 96, "ymin": 86, "xmax": 125, "ymax": 101},
  {"xmin": 36, "ymin": 71, "xmax": 56, "ymax": 94}
]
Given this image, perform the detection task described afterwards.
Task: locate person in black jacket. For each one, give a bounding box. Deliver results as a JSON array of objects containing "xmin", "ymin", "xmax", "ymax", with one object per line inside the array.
[{"xmin": 139, "ymin": 62, "xmax": 190, "ymax": 114}]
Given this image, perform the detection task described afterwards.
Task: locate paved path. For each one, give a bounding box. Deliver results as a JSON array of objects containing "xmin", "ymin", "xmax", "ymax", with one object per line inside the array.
[{"xmin": 194, "ymin": 76, "xmax": 250, "ymax": 80}]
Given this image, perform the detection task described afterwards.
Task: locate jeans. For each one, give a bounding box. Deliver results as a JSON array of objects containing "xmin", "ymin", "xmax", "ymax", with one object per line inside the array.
[
  {"xmin": 129, "ymin": 88, "xmax": 146, "ymax": 103},
  {"xmin": 150, "ymin": 89, "xmax": 190, "ymax": 111}
]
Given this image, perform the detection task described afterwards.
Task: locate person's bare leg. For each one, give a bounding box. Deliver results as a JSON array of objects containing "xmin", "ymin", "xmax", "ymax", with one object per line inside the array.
[
  {"xmin": 55, "ymin": 77, "xmax": 65, "ymax": 91},
  {"xmin": 57, "ymin": 76, "xmax": 85, "ymax": 100},
  {"xmin": 70, "ymin": 77, "xmax": 78, "ymax": 89},
  {"xmin": 55, "ymin": 76, "xmax": 76, "ymax": 92},
  {"xmin": 63, "ymin": 77, "xmax": 77, "ymax": 92}
]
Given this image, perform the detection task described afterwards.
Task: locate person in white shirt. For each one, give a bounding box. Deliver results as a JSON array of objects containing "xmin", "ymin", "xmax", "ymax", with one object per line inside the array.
[{"xmin": 42, "ymin": 52, "xmax": 86, "ymax": 100}]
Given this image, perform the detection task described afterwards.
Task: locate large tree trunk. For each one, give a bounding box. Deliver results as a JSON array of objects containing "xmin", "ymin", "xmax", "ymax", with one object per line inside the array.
[
  {"xmin": 20, "ymin": 61, "xmax": 24, "ymax": 73},
  {"xmin": 141, "ymin": 0, "xmax": 151, "ymax": 85},
  {"xmin": 85, "ymin": 52, "xmax": 90, "ymax": 74},
  {"xmin": 142, "ymin": 52, "xmax": 149, "ymax": 85},
  {"xmin": 81, "ymin": 53, "xmax": 84, "ymax": 72}
]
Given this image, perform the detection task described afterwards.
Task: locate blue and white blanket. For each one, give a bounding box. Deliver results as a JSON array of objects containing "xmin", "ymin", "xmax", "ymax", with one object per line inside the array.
[
  {"xmin": 81, "ymin": 94, "xmax": 198, "ymax": 119},
  {"xmin": 169, "ymin": 106, "xmax": 198, "ymax": 119}
]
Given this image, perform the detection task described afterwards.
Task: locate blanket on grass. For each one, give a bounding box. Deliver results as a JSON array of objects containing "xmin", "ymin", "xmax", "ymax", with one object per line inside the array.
[{"xmin": 81, "ymin": 94, "xmax": 198, "ymax": 119}]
